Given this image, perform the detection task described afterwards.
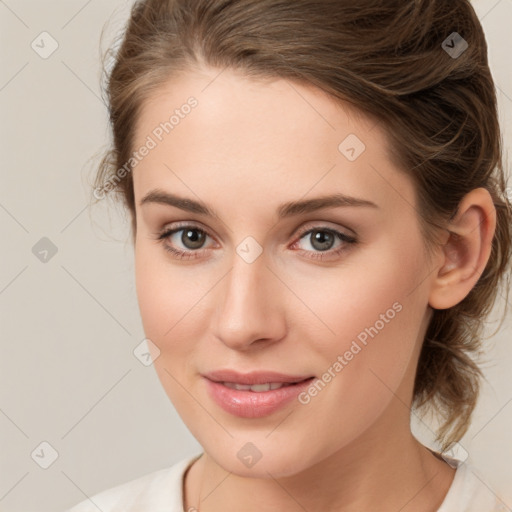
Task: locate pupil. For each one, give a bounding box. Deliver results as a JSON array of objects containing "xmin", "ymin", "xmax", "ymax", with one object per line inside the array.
[
  {"xmin": 312, "ymin": 230, "xmax": 334, "ymax": 251},
  {"xmin": 182, "ymin": 229, "xmax": 204, "ymax": 249}
]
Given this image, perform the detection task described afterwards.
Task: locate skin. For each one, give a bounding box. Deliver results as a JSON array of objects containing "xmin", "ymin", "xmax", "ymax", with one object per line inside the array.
[{"xmin": 131, "ymin": 66, "xmax": 496, "ymax": 511}]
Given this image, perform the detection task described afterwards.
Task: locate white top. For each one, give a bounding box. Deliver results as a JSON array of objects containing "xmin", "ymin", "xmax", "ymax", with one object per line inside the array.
[{"xmin": 64, "ymin": 453, "xmax": 509, "ymax": 512}]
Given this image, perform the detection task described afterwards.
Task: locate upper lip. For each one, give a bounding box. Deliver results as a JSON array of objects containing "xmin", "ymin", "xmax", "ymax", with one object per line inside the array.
[{"xmin": 203, "ymin": 369, "xmax": 314, "ymax": 385}]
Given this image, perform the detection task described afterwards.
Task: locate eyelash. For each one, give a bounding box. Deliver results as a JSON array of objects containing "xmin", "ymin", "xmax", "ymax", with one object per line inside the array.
[{"xmin": 154, "ymin": 222, "xmax": 357, "ymax": 262}]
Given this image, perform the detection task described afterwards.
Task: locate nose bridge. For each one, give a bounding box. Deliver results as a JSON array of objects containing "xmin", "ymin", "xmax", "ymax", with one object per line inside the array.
[
  {"xmin": 223, "ymin": 250, "xmax": 272, "ymax": 322},
  {"xmin": 213, "ymin": 246, "xmax": 285, "ymax": 349}
]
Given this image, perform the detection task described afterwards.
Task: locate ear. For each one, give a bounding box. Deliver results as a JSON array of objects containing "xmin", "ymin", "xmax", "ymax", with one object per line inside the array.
[{"xmin": 428, "ymin": 187, "xmax": 496, "ymax": 310}]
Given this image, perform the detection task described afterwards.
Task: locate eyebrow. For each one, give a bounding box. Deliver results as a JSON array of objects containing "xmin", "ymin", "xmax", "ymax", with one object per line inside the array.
[{"xmin": 139, "ymin": 189, "xmax": 378, "ymax": 218}]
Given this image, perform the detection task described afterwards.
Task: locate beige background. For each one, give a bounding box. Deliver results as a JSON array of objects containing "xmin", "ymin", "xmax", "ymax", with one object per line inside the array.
[{"xmin": 0, "ymin": 1, "xmax": 510, "ymax": 511}]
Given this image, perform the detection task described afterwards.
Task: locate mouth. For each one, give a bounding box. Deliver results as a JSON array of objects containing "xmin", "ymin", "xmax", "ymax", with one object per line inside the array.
[
  {"xmin": 202, "ymin": 370, "xmax": 315, "ymax": 418},
  {"xmin": 221, "ymin": 381, "xmax": 305, "ymax": 392}
]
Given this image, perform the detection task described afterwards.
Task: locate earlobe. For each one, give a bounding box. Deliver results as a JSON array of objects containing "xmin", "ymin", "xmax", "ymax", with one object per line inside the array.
[{"xmin": 428, "ymin": 188, "xmax": 496, "ymax": 310}]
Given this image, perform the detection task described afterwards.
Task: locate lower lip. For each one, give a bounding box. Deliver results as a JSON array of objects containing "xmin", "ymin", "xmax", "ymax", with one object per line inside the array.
[{"xmin": 204, "ymin": 377, "xmax": 314, "ymax": 418}]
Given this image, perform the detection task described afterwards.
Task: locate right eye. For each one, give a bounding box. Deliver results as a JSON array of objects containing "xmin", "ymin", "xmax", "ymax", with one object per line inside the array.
[{"xmin": 156, "ymin": 224, "xmax": 215, "ymax": 260}]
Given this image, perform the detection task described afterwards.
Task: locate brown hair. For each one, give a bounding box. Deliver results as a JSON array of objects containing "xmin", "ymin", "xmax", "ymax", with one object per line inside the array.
[{"xmin": 94, "ymin": 0, "xmax": 512, "ymax": 451}]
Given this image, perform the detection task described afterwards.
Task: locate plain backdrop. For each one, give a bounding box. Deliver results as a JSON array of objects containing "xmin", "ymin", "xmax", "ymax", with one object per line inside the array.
[{"xmin": 0, "ymin": 1, "xmax": 511, "ymax": 511}]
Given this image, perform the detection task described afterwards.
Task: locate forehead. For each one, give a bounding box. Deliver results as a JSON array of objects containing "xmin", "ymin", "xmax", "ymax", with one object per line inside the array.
[{"xmin": 132, "ymin": 67, "xmax": 414, "ymax": 216}]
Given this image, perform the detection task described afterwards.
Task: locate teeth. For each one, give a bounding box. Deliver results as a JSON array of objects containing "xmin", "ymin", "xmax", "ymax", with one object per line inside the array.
[
  {"xmin": 223, "ymin": 382, "xmax": 288, "ymax": 392},
  {"xmin": 250, "ymin": 383, "xmax": 272, "ymax": 392},
  {"xmin": 223, "ymin": 382, "xmax": 251, "ymax": 391}
]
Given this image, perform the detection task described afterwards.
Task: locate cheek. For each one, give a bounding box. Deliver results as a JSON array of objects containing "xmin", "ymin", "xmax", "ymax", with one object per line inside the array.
[
  {"xmin": 135, "ymin": 248, "xmax": 171, "ymax": 340},
  {"xmin": 292, "ymin": 239, "xmax": 428, "ymax": 408},
  {"xmin": 134, "ymin": 248, "xmax": 202, "ymax": 407},
  {"xmin": 134, "ymin": 243, "xmax": 220, "ymax": 365},
  {"xmin": 286, "ymin": 240, "xmax": 425, "ymax": 352},
  {"xmin": 135, "ymin": 241, "xmax": 197, "ymax": 336}
]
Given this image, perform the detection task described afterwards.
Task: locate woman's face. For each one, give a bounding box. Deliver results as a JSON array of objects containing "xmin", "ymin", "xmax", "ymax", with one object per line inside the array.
[{"xmin": 132, "ymin": 67, "xmax": 438, "ymax": 477}]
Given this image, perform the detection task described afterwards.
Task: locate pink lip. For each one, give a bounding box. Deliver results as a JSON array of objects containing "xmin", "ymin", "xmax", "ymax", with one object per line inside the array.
[{"xmin": 202, "ymin": 370, "xmax": 314, "ymax": 418}]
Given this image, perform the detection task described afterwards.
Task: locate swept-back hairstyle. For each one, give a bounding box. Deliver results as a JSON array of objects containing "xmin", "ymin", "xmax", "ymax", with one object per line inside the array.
[{"xmin": 94, "ymin": 0, "xmax": 511, "ymax": 450}]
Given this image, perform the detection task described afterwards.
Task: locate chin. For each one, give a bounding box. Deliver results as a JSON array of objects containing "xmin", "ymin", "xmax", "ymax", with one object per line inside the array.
[{"xmin": 198, "ymin": 431, "xmax": 326, "ymax": 480}]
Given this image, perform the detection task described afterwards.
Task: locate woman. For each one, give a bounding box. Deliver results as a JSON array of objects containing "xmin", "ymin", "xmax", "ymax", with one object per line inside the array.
[{"xmin": 67, "ymin": 0, "xmax": 511, "ymax": 510}]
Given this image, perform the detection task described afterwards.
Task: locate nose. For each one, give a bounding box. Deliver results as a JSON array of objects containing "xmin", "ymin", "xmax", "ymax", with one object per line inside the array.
[{"xmin": 212, "ymin": 253, "xmax": 287, "ymax": 351}]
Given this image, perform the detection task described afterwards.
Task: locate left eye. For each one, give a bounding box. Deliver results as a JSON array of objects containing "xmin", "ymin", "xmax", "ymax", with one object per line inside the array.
[
  {"xmin": 297, "ymin": 228, "xmax": 341, "ymax": 252},
  {"xmin": 294, "ymin": 227, "xmax": 357, "ymax": 260}
]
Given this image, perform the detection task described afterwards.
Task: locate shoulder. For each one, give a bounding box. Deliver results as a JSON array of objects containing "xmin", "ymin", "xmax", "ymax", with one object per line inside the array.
[
  {"xmin": 63, "ymin": 454, "xmax": 202, "ymax": 512},
  {"xmin": 437, "ymin": 458, "xmax": 509, "ymax": 512}
]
